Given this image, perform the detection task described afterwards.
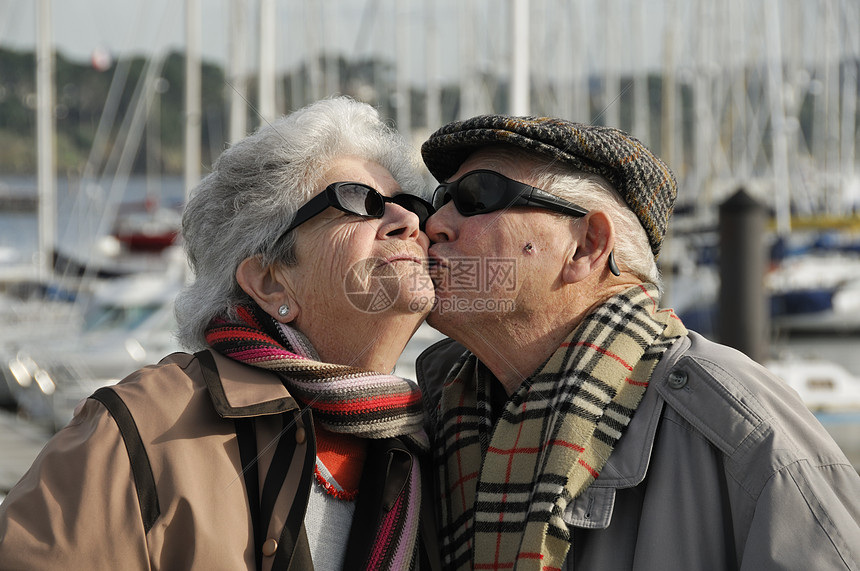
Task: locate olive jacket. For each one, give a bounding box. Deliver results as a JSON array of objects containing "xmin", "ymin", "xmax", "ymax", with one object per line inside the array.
[
  {"xmin": 0, "ymin": 351, "xmax": 437, "ymax": 570},
  {"xmin": 417, "ymin": 331, "xmax": 860, "ymax": 570}
]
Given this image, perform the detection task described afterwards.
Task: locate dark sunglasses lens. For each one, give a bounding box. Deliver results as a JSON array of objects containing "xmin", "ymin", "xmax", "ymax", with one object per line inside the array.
[
  {"xmin": 454, "ymin": 172, "xmax": 509, "ymax": 215},
  {"xmin": 433, "ymin": 171, "xmax": 515, "ymax": 216},
  {"xmin": 432, "ymin": 186, "xmax": 451, "ymax": 210},
  {"xmin": 336, "ymin": 184, "xmax": 384, "ymax": 217},
  {"xmin": 390, "ymin": 195, "xmax": 433, "ymax": 225}
]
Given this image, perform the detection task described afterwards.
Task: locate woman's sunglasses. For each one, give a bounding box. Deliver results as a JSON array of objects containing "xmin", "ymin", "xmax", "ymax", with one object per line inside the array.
[
  {"xmin": 432, "ymin": 169, "xmax": 620, "ymax": 276},
  {"xmin": 278, "ymin": 182, "xmax": 436, "ymax": 239}
]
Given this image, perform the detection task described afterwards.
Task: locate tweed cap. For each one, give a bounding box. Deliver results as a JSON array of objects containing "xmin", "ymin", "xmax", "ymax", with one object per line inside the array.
[{"xmin": 421, "ymin": 115, "xmax": 678, "ymax": 256}]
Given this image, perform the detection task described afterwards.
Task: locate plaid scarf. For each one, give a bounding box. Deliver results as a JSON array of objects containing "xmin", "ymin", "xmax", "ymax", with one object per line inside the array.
[
  {"xmin": 205, "ymin": 304, "xmax": 428, "ymax": 570},
  {"xmin": 433, "ymin": 284, "xmax": 687, "ymax": 570}
]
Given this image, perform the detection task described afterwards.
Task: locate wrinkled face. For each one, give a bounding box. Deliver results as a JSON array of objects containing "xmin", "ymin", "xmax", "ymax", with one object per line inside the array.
[
  {"xmin": 287, "ymin": 157, "xmax": 434, "ymax": 323},
  {"xmin": 424, "ymin": 149, "xmax": 575, "ymax": 334}
]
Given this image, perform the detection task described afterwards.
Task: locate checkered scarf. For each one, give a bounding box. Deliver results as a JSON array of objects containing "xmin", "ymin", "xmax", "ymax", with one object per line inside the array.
[
  {"xmin": 433, "ymin": 284, "xmax": 687, "ymax": 570},
  {"xmin": 205, "ymin": 304, "xmax": 428, "ymax": 570}
]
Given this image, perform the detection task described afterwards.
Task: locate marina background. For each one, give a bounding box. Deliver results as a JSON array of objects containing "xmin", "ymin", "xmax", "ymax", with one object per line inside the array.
[{"xmin": 2, "ymin": 0, "xmax": 860, "ymax": 496}]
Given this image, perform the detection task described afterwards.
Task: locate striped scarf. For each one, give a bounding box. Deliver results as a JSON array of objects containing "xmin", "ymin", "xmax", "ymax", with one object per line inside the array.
[
  {"xmin": 205, "ymin": 304, "xmax": 428, "ymax": 570},
  {"xmin": 433, "ymin": 284, "xmax": 687, "ymax": 570}
]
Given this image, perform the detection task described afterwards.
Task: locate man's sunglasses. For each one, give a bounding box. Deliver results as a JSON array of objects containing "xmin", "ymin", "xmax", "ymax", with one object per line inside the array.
[
  {"xmin": 432, "ymin": 169, "xmax": 620, "ymax": 275},
  {"xmin": 432, "ymin": 169, "xmax": 589, "ymax": 218},
  {"xmin": 278, "ymin": 182, "xmax": 435, "ymax": 239}
]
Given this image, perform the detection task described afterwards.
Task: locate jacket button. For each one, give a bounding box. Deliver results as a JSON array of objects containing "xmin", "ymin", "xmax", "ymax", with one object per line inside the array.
[
  {"xmin": 668, "ymin": 370, "xmax": 688, "ymax": 389},
  {"xmin": 262, "ymin": 538, "xmax": 278, "ymax": 557},
  {"xmin": 295, "ymin": 426, "xmax": 306, "ymax": 444}
]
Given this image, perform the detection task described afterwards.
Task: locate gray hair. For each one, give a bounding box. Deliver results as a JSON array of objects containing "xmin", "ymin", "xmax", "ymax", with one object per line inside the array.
[
  {"xmin": 175, "ymin": 97, "xmax": 426, "ymax": 350},
  {"xmin": 535, "ymin": 167, "xmax": 661, "ymax": 287}
]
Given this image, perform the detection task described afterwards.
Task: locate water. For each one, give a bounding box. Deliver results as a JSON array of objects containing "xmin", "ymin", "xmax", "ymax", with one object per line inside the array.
[{"xmin": 0, "ymin": 174, "xmax": 186, "ymax": 269}]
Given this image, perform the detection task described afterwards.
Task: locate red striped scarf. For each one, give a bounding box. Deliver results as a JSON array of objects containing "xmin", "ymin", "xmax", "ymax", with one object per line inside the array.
[
  {"xmin": 432, "ymin": 284, "xmax": 687, "ymax": 570},
  {"xmin": 205, "ymin": 304, "xmax": 428, "ymax": 570}
]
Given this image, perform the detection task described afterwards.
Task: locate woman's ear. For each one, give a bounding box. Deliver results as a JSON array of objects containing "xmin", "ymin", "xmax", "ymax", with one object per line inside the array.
[
  {"xmin": 236, "ymin": 256, "xmax": 295, "ymax": 321},
  {"xmin": 561, "ymin": 211, "xmax": 615, "ymax": 284}
]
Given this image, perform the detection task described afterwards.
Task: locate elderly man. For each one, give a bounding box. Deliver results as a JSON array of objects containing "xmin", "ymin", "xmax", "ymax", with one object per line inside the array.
[{"xmin": 416, "ymin": 115, "xmax": 860, "ymax": 570}]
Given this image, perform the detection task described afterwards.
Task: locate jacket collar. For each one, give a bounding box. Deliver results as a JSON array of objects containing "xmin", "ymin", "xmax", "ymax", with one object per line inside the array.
[
  {"xmin": 563, "ymin": 334, "xmax": 691, "ymax": 529},
  {"xmin": 419, "ymin": 334, "xmax": 691, "ymax": 490},
  {"xmin": 416, "ymin": 334, "xmax": 693, "ymax": 530},
  {"xmin": 589, "ymin": 360, "xmax": 668, "ymax": 487},
  {"xmin": 199, "ymin": 350, "xmax": 301, "ymax": 418}
]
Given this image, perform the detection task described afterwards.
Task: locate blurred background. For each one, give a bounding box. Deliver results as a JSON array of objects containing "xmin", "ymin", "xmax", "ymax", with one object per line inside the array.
[{"xmin": 1, "ymin": 0, "xmax": 859, "ymax": 494}]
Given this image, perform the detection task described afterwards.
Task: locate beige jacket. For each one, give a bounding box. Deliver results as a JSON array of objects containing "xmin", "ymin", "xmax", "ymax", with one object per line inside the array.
[{"xmin": 0, "ymin": 351, "xmax": 435, "ymax": 570}]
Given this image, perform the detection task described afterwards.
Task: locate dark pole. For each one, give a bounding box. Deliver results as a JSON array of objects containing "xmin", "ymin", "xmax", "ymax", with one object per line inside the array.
[{"xmin": 718, "ymin": 188, "xmax": 770, "ymax": 363}]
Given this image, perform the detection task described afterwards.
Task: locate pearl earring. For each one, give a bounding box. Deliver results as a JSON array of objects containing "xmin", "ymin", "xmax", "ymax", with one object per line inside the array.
[{"xmin": 278, "ymin": 304, "xmax": 289, "ymax": 317}]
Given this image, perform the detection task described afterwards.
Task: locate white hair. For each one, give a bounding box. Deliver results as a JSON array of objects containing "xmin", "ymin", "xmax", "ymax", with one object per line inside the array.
[
  {"xmin": 175, "ymin": 97, "xmax": 426, "ymax": 349},
  {"xmin": 472, "ymin": 145, "xmax": 660, "ymax": 287},
  {"xmin": 533, "ymin": 167, "xmax": 660, "ymax": 287}
]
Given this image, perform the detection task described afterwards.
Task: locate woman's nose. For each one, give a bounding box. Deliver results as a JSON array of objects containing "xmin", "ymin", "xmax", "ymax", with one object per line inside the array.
[{"xmin": 378, "ymin": 201, "xmax": 423, "ymax": 241}]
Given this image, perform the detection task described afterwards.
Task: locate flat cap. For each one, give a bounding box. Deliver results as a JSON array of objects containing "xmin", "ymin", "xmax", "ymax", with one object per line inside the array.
[{"xmin": 421, "ymin": 115, "xmax": 678, "ymax": 256}]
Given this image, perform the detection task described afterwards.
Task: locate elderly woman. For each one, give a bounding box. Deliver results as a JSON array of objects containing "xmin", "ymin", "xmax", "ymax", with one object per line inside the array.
[{"xmin": 0, "ymin": 98, "xmax": 438, "ymax": 570}]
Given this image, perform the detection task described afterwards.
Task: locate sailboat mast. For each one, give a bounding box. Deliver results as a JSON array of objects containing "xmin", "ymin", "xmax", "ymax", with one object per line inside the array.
[
  {"xmin": 228, "ymin": 0, "xmax": 248, "ymax": 143},
  {"xmin": 509, "ymin": 0, "xmax": 529, "ymax": 115},
  {"xmin": 258, "ymin": 0, "xmax": 276, "ymax": 122},
  {"xmin": 36, "ymin": 0, "xmax": 55, "ymax": 281},
  {"xmin": 765, "ymin": 0, "xmax": 791, "ymax": 235},
  {"xmin": 395, "ymin": 1, "xmax": 411, "ymax": 137},
  {"xmin": 184, "ymin": 0, "xmax": 202, "ymax": 200},
  {"xmin": 424, "ymin": 1, "xmax": 441, "ymax": 133}
]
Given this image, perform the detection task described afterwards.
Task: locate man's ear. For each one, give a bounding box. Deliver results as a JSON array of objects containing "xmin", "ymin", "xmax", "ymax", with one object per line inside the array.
[
  {"xmin": 235, "ymin": 256, "xmax": 295, "ymax": 321},
  {"xmin": 562, "ymin": 211, "xmax": 615, "ymax": 284}
]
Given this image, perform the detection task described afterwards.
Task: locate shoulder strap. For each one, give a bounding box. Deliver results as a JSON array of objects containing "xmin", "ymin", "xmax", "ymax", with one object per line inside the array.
[
  {"xmin": 234, "ymin": 417, "xmax": 264, "ymax": 571},
  {"xmin": 197, "ymin": 349, "xmax": 317, "ymax": 571},
  {"xmin": 271, "ymin": 408, "xmax": 316, "ymax": 570},
  {"xmin": 91, "ymin": 386, "xmax": 161, "ymax": 533},
  {"xmin": 196, "ymin": 350, "xmax": 262, "ymax": 571}
]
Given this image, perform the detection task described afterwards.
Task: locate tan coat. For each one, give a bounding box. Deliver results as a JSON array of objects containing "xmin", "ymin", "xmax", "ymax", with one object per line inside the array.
[{"xmin": 0, "ymin": 351, "xmax": 435, "ymax": 570}]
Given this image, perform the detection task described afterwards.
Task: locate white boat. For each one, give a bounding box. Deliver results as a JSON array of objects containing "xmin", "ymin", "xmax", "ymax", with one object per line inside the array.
[
  {"xmin": 765, "ymin": 357, "xmax": 860, "ymax": 470},
  {"xmin": 0, "ymin": 294, "xmax": 83, "ymax": 408},
  {"xmin": 767, "ymin": 251, "xmax": 860, "ymax": 334},
  {"xmin": 3, "ymin": 264, "xmax": 184, "ymax": 431}
]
